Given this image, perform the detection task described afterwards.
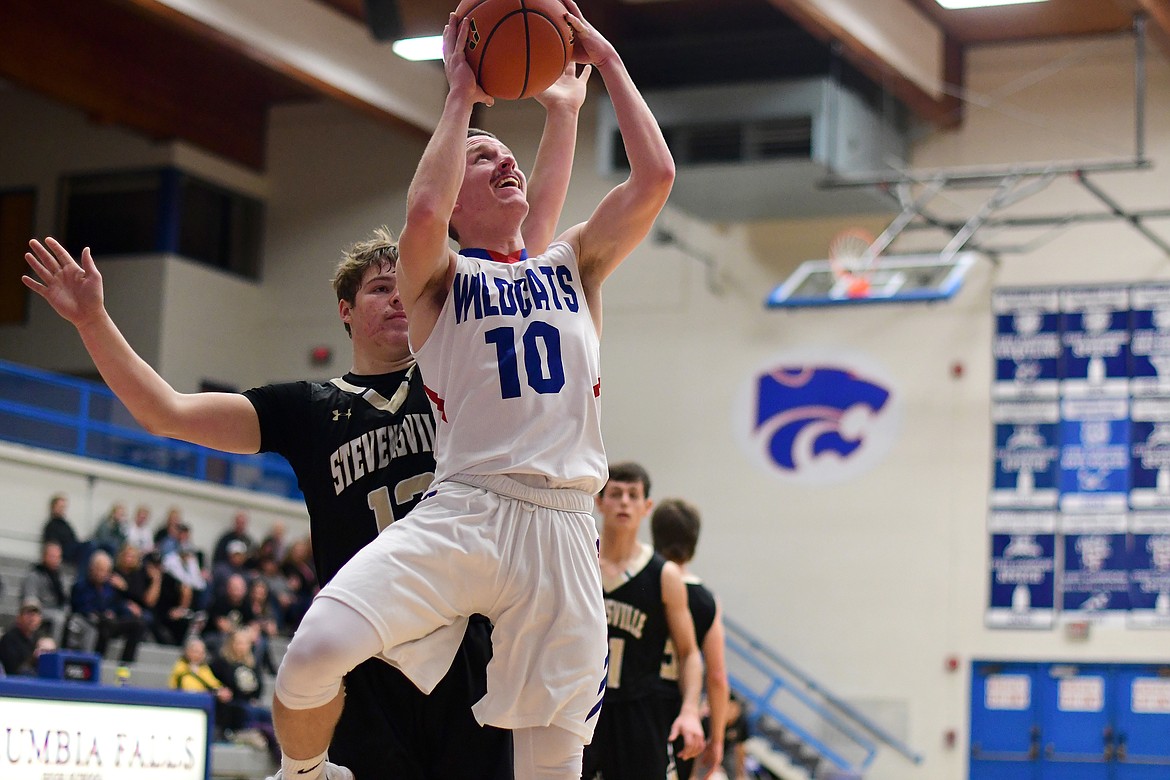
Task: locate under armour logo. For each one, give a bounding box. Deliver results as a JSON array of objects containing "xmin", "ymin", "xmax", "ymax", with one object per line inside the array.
[{"xmin": 332, "ymin": 409, "xmax": 352, "ymax": 421}]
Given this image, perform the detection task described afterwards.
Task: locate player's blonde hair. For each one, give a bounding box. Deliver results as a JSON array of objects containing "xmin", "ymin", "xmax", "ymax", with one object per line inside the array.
[{"xmin": 332, "ymin": 226, "xmax": 399, "ymax": 336}]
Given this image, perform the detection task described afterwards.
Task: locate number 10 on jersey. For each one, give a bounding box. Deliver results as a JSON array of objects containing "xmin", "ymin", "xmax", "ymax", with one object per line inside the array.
[{"xmin": 485, "ymin": 322, "xmax": 565, "ymax": 399}]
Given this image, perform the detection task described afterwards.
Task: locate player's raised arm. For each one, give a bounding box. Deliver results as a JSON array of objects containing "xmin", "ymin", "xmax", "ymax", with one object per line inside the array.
[
  {"xmin": 397, "ymin": 15, "xmax": 491, "ymax": 340},
  {"xmin": 558, "ymin": 0, "xmax": 674, "ymax": 289},
  {"xmin": 22, "ymin": 238, "xmax": 261, "ymax": 454},
  {"xmin": 523, "ymin": 62, "xmax": 592, "ymax": 255}
]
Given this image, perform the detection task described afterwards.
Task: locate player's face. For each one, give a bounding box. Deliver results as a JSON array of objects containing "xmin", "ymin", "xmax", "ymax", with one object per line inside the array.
[
  {"xmin": 457, "ymin": 136, "xmax": 529, "ymax": 219},
  {"xmin": 597, "ymin": 480, "xmax": 653, "ymax": 529},
  {"xmin": 343, "ymin": 261, "xmax": 410, "ymax": 359}
]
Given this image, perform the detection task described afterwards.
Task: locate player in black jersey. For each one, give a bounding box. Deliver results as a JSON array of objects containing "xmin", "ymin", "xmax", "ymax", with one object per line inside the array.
[
  {"xmin": 583, "ymin": 463, "xmax": 705, "ymax": 780},
  {"xmin": 23, "ymin": 64, "xmax": 592, "ymax": 780},
  {"xmin": 652, "ymin": 499, "xmax": 729, "ymax": 780}
]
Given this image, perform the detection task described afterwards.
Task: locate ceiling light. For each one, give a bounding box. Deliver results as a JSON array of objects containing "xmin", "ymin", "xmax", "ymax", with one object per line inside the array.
[
  {"xmin": 935, "ymin": 0, "xmax": 1047, "ymax": 8},
  {"xmin": 392, "ymin": 35, "xmax": 443, "ymax": 61}
]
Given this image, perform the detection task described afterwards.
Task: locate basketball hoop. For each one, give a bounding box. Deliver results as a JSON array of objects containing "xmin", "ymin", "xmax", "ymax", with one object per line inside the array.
[{"xmin": 828, "ymin": 227, "xmax": 880, "ymax": 299}]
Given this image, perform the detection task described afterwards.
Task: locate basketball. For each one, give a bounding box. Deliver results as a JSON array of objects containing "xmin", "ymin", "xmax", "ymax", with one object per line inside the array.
[{"xmin": 454, "ymin": 0, "xmax": 573, "ymax": 100}]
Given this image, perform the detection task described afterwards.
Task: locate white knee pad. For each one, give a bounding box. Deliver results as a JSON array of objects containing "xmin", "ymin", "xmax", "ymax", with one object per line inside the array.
[
  {"xmin": 513, "ymin": 725, "xmax": 585, "ymax": 780},
  {"xmin": 274, "ymin": 597, "xmax": 383, "ymax": 710}
]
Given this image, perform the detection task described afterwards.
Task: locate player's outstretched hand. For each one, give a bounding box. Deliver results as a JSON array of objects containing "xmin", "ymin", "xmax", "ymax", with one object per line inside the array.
[
  {"xmin": 670, "ymin": 710, "xmax": 707, "ymax": 761},
  {"xmin": 535, "ymin": 62, "xmax": 592, "ymax": 112},
  {"xmin": 443, "ymin": 13, "xmax": 493, "ymax": 106},
  {"xmin": 23, "ymin": 237, "xmax": 105, "ymax": 327},
  {"xmin": 559, "ymin": 0, "xmax": 617, "ymax": 70}
]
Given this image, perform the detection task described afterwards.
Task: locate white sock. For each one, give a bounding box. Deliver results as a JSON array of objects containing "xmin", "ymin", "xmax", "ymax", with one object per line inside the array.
[{"xmin": 281, "ymin": 750, "xmax": 329, "ymax": 780}]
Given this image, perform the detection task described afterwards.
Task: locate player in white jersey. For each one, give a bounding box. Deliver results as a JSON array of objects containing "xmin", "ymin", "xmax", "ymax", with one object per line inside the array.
[{"xmin": 266, "ymin": 2, "xmax": 678, "ymax": 779}]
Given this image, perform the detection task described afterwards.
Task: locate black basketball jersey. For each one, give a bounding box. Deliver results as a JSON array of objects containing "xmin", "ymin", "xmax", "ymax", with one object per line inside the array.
[
  {"xmin": 659, "ymin": 576, "xmax": 718, "ymax": 688},
  {"xmin": 245, "ymin": 366, "xmax": 513, "ymax": 780},
  {"xmin": 244, "ymin": 367, "xmax": 436, "ymax": 584},
  {"xmin": 603, "ymin": 547, "xmax": 670, "ymax": 702}
]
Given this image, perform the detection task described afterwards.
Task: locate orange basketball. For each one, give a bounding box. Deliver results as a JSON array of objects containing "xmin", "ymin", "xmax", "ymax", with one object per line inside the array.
[{"xmin": 455, "ymin": 0, "xmax": 573, "ymax": 100}]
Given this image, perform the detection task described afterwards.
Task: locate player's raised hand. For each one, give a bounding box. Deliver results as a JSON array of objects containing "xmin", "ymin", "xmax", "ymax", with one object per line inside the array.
[
  {"xmin": 23, "ymin": 237, "xmax": 105, "ymax": 327},
  {"xmin": 534, "ymin": 62, "xmax": 592, "ymax": 112},
  {"xmin": 559, "ymin": 0, "xmax": 617, "ymax": 69},
  {"xmin": 443, "ymin": 13, "xmax": 493, "ymax": 106}
]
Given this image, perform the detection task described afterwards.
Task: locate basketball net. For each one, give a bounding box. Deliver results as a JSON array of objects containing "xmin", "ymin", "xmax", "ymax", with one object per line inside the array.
[{"xmin": 828, "ymin": 227, "xmax": 880, "ymax": 299}]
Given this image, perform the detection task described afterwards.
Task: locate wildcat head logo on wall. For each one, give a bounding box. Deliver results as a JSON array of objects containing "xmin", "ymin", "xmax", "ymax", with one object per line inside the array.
[{"xmin": 737, "ymin": 353, "xmax": 901, "ymax": 484}]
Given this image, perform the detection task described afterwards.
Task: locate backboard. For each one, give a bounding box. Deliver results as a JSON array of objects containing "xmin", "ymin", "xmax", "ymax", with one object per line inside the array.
[{"xmin": 766, "ymin": 251, "xmax": 978, "ymax": 308}]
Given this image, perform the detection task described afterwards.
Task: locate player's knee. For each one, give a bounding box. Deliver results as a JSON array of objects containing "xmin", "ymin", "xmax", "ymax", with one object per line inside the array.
[
  {"xmin": 274, "ymin": 629, "xmax": 347, "ymax": 710},
  {"xmin": 275, "ymin": 601, "xmax": 379, "ymax": 710}
]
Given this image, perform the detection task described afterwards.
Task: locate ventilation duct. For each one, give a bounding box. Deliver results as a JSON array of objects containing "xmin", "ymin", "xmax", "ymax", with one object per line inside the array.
[{"xmin": 597, "ymin": 78, "xmax": 910, "ymax": 221}]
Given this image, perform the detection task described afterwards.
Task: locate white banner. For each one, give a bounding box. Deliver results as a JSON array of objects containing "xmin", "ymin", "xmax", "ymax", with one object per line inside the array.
[{"xmin": 0, "ymin": 695, "xmax": 208, "ymax": 780}]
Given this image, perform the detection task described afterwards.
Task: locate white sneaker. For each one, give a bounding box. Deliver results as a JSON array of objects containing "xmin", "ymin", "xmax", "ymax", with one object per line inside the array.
[{"xmin": 266, "ymin": 760, "xmax": 355, "ymax": 780}]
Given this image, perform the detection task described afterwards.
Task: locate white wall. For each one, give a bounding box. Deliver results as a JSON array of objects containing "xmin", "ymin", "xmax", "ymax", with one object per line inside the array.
[
  {"xmin": 2, "ymin": 32, "xmax": 1169, "ymax": 780},
  {"xmin": 0, "ymin": 441, "xmax": 308, "ymax": 564}
]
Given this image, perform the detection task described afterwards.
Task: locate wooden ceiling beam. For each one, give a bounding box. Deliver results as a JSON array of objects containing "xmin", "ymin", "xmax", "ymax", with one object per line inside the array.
[
  {"xmin": 1136, "ymin": 0, "xmax": 1170, "ymax": 57},
  {"xmin": 0, "ymin": 0, "xmax": 309, "ymax": 170}
]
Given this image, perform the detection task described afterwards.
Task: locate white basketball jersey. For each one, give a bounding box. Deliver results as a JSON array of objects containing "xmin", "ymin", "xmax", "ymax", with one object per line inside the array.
[{"xmin": 413, "ymin": 241, "xmax": 607, "ymax": 493}]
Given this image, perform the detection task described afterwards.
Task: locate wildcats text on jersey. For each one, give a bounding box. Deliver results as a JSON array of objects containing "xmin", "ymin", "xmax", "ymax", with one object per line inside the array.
[
  {"xmin": 606, "ymin": 599, "xmax": 648, "ymax": 640},
  {"xmin": 329, "ymin": 412, "xmax": 436, "ymax": 495},
  {"xmin": 453, "ymin": 263, "xmax": 580, "ymax": 324}
]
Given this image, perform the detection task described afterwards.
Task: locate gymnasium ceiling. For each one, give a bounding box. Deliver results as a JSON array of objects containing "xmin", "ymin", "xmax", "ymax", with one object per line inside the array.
[{"xmin": 1, "ymin": 0, "xmax": 1167, "ymax": 171}]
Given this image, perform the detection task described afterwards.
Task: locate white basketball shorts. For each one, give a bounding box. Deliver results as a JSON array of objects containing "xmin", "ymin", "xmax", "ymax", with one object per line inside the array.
[{"xmin": 316, "ymin": 473, "xmax": 608, "ymax": 743}]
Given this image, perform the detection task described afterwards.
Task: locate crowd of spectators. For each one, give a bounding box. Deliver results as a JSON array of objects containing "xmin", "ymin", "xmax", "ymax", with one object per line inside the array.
[{"xmin": 0, "ymin": 493, "xmax": 315, "ymax": 682}]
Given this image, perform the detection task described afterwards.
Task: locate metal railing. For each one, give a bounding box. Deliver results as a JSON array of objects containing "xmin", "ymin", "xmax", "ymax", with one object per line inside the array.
[
  {"xmin": 724, "ymin": 615, "xmax": 923, "ymax": 776},
  {"xmin": 0, "ymin": 359, "xmax": 300, "ymax": 500}
]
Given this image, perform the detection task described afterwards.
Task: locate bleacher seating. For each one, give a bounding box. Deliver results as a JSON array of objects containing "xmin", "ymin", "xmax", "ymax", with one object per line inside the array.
[{"xmin": 0, "ymin": 549, "xmax": 279, "ymax": 779}]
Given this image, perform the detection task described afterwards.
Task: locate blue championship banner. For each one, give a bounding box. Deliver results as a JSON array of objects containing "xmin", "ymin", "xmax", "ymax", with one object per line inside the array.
[
  {"xmin": 992, "ymin": 400, "xmax": 1060, "ymax": 508},
  {"xmin": 1060, "ymin": 513, "xmax": 1130, "ymax": 623},
  {"xmin": 993, "ymin": 288, "xmax": 1061, "ymax": 399},
  {"xmin": 1060, "ymin": 395, "xmax": 1131, "ymax": 513},
  {"xmin": 1130, "ymin": 396, "xmax": 1170, "ymax": 509},
  {"xmin": 1060, "ymin": 287, "xmax": 1130, "ymax": 396},
  {"xmin": 1129, "ymin": 284, "xmax": 1170, "ymax": 396},
  {"xmin": 987, "ymin": 511, "xmax": 1057, "ymax": 628},
  {"xmin": 1128, "ymin": 512, "xmax": 1170, "ymax": 628}
]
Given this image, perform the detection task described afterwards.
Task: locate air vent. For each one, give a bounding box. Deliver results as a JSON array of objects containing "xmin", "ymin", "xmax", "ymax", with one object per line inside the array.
[{"xmin": 597, "ymin": 78, "xmax": 909, "ymax": 220}]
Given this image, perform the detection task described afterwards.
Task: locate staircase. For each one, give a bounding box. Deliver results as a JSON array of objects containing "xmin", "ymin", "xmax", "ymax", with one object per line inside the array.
[{"xmin": 724, "ymin": 616, "xmax": 923, "ymax": 779}]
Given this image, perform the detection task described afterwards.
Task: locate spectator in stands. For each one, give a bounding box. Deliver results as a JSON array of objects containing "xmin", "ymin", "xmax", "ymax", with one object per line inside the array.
[
  {"xmin": 203, "ymin": 572, "xmax": 254, "ymax": 655},
  {"xmin": 210, "ymin": 627, "xmax": 276, "ymax": 754},
  {"xmin": 154, "ymin": 507, "xmax": 184, "ymax": 557},
  {"xmin": 169, "ymin": 636, "xmax": 240, "ymax": 740},
  {"xmin": 69, "ymin": 550, "xmax": 146, "ymax": 663},
  {"xmin": 125, "ymin": 505, "xmax": 154, "ymax": 552},
  {"xmin": 111, "ymin": 544, "xmax": 163, "ymax": 643},
  {"xmin": 41, "ymin": 493, "xmax": 83, "ymax": 567},
  {"xmin": 0, "ymin": 597, "xmax": 47, "ymax": 675},
  {"xmin": 723, "ymin": 691, "xmax": 750, "ymax": 780},
  {"xmin": 91, "ymin": 501, "xmax": 129, "ymax": 557},
  {"xmin": 280, "ymin": 537, "xmax": 317, "ymax": 630},
  {"xmin": 245, "ymin": 576, "xmax": 280, "ymax": 673},
  {"xmin": 212, "ymin": 540, "xmax": 250, "ymax": 597},
  {"xmin": 154, "ymin": 558, "xmax": 197, "ymax": 646},
  {"xmin": 212, "ymin": 510, "xmax": 254, "ymax": 567},
  {"xmin": 20, "ymin": 541, "xmax": 70, "ymax": 646},
  {"xmin": 161, "ymin": 527, "xmax": 211, "ymax": 611},
  {"xmin": 259, "ymin": 520, "xmax": 288, "ymax": 564},
  {"xmin": 252, "ymin": 551, "xmax": 294, "ymax": 633}
]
